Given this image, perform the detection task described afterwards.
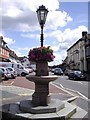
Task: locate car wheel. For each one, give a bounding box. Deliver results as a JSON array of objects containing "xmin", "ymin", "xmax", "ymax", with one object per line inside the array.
[
  {"xmin": 4, "ymin": 76, "xmax": 8, "ymax": 80},
  {"xmin": 11, "ymin": 74, "xmax": 15, "ymax": 79},
  {"xmin": 21, "ymin": 72, "xmax": 26, "ymax": 76}
]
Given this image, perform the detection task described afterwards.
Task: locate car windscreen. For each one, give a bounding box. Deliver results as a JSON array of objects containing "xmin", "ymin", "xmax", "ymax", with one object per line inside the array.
[{"xmin": 74, "ymin": 71, "xmax": 81, "ymax": 75}]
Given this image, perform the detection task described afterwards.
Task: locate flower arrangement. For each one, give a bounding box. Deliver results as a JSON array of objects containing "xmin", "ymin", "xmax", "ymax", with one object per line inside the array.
[{"xmin": 28, "ymin": 46, "xmax": 55, "ymax": 63}]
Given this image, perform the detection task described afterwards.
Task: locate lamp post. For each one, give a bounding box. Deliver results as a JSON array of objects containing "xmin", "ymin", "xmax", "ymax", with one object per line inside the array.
[{"xmin": 36, "ymin": 5, "xmax": 48, "ymax": 47}]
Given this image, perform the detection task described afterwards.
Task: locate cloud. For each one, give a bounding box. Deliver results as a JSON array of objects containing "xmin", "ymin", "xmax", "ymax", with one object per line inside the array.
[
  {"xmin": 20, "ymin": 25, "xmax": 88, "ymax": 65},
  {"xmin": 46, "ymin": 25, "xmax": 88, "ymax": 49},
  {"xmin": 4, "ymin": 37, "xmax": 15, "ymax": 45},
  {"xmin": 49, "ymin": 52, "xmax": 64, "ymax": 66},
  {"xmin": 11, "ymin": 25, "xmax": 88, "ymax": 65},
  {"xmin": 11, "ymin": 47, "xmax": 30, "ymax": 57},
  {"xmin": 0, "ymin": 32, "xmax": 4, "ymax": 37},
  {"xmin": 59, "ymin": 0, "xmax": 89, "ymax": 2},
  {"xmin": 0, "ymin": 0, "xmax": 88, "ymax": 66},
  {"xmin": 0, "ymin": 32, "xmax": 15, "ymax": 45},
  {"xmin": 48, "ymin": 25, "xmax": 88, "ymax": 65},
  {"xmin": 46, "ymin": 11, "xmax": 72, "ymax": 30},
  {"xmin": 1, "ymin": 0, "xmax": 72, "ymax": 31},
  {"xmin": 21, "ymin": 33, "xmax": 40, "ymax": 39}
]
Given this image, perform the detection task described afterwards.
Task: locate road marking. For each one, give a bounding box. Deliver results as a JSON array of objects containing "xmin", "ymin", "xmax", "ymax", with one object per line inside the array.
[
  {"xmin": 59, "ymin": 84, "xmax": 64, "ymax": 88},
  {"xmin": 65, "ymin": 96, "xmax": 79, "ymax": 103},
  {"xmin": 18, "ymin": 93, "xmax": 33, "ymax": 96},
  {"xmin": 60, "ymin": 85, "xmax": 88, "ymax": 100},
  {"xmin": 51, "ymin": 82, "xmax": 89, "ymax": 101},
  {"xmin": 67, "ymin": 80, "xmax": 83, "ymax": 85},
  {"xmin": 65, "ymin": 87, "xmax": 89, "ymax": 100},
  {"xmin": 10, "ymin": 81, "xmax": 14, "ymax": 85},
  {"xmin": 77, "ymin": 81, "xmax": 83, "ymax": 84},
  {"xmin": 77, "ymin": 91, "xmax": 88, "ymax": 100},
  {"xmin": 62, "ymin": 87, "xmax": 88, "ymax": 100},
  {"xmin": 2, "ymin": 93, "xmax": 33, "ymax": 101},
  {"xmin": 51, "ymin": 83, "xmax": 75, "ymax": 96}
]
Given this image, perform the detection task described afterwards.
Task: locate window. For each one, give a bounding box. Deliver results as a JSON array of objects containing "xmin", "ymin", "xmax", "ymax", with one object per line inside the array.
[{"xmin": 86, "ymin": 46, "xmax": 90, "ymax": 56}]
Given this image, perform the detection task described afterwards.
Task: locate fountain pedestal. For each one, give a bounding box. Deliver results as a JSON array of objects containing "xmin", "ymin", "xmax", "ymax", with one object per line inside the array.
[
  {"xmin": 20, "ymin": 62, "xmax": 65, "ymax": 113},
  {"xmin": 26, "ymin": 75, "xmax": 58, "ymax": 106},
  {"xmin": 28, "ymin": 62, "xmax": 56, "ymax": 106},
  {"xmin": 20, "ymin": 75, "xmax": 65, "ymax": 114},
  {"xmin": 32, "ymin": 83, "xmax": 50, "ymax": 106}
]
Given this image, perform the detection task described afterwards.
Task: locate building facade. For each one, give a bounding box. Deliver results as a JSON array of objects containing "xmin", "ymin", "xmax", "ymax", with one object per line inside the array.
[
  {"xmin": 19, "ymin": 56, "xmax": 31, "ymax": 68},
  {"xmin": 85, "ymin": 34, "xmax": 90, "ymax": 75},
  {"xmin": 0, "ymin": 36, "xmax": 10, "ymax": 62},
  {"xmin": 9, "ymin": 50, "xmax": 19, "ymax": 63},
  {"xmin": 0, "ymin": 36, "xmax": 19, "ymax": 62},
  {"xmin": 67, "ymin": 31, "xmax": 88, "ymax": 72}
]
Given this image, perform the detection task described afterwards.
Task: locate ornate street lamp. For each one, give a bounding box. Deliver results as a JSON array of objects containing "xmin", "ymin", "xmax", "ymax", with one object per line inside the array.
[{"xmin": 36, "ymin": 5, "xmax": 48, "ymax": 47}]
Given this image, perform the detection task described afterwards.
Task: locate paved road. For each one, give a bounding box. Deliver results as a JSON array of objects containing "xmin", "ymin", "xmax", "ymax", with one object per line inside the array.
[
  {"xmin": 0, "ymin": 74, "xmax": 89, "ymax": 115},
  {"xmin": 52, "ymin": 75, "xmax": 89, "ymax": 113},
  {"xmin": 1, "ymin": 74, "xmax": 88, "ymax": 100},
  {"xmin": 10, "ymin": 76, "xmax": 69, "ymax": 94},
  {"xmin": 1, "ymin": 75, "xmax": 74, "ymax": 105},
  {"xmin": 53, "ymin": 75, "xmax": 88, "ymax": 99}
]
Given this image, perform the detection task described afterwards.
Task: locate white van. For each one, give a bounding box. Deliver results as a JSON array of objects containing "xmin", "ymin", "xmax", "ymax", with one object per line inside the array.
[{"xmin": 0, "ymin": 62, "xmax": 29, "ymax": 76}]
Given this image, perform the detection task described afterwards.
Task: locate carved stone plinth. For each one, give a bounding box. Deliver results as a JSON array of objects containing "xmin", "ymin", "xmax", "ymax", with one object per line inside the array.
[
  {"xmin": 20, "ymin": 99, "xmax": 65, "ymax": 114},
  {"xmin": 32, "ymin": 83, "xmax": 50, "ymax": 106},
  {"xmin": 36, "ymin": 62, "xmax": 49, "ymax": 76},
  {"xmin": 26, "ymin": 75, "xmax": 58, "ymax": 106}
]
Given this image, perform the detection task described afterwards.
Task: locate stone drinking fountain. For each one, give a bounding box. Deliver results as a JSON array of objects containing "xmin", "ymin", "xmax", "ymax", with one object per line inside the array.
[
  {"xmin": 18, "ymin": 5, "xmax": 87, "ymax": 119},
  {"xmin": 19, "ymin": 48, "xmax": 87, "ymax": 119},
  {"xmin": 1, "ymin": 5, "xmax": 87, "ymax": 120},
  {"xmin": 20, "ymin": 61, "xmax": 65, "ymax": 114}
]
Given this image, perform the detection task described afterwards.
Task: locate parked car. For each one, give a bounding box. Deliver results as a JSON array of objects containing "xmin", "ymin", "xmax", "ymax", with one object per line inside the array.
[
  {"xmin": 0, "ymin": 67, "xmax": 12, "ymax": 79},
  {"xmin": 53, "ymin": 68, "xmax": 63, "ymax": 75},
  {"xmin": 64, "ymin": 69, "xmax": 73, "ymax": 76},
  {"xmin": 0, "ymin": 69, "xmax": 5, "ymax": 81},
  {"xmin": 25, "ymin": 67, "xmax": 33, "ymax": 73},
  {"xmin": 51, "ymin": 68, "xmax": 55, "ymax": 73},
  {"xmin": 68, "ymin": 70, "xmax": 86, "ymax": 80},
  {"xmin": 0, "ymin": 62, "xmax": 30, "ymax": 76},
  {"xmin": 6, "ymin": 67, "xmax": 17, "ymax": 79}
]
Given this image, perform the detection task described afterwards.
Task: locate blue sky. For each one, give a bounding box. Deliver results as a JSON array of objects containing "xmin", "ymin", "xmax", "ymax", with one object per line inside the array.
[{"xmin": 0, "ymin": 0, "xmax": 88, "ymax": 66}]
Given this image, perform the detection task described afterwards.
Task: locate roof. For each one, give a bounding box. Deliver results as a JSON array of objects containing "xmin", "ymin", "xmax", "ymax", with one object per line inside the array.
[
  {"xmin": 0, "ymin": 36, "xmax": 7, "ymax": 44},
  {"xmin": 67, "ymin": 38, "xmax": 83, "ymax": 51}
]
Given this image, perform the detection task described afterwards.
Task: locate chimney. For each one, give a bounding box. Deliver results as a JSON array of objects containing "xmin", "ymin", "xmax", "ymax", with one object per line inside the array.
[
  {"xmin": 82, "ymin": 31, "xmax": 87, "ymax": 38},
  {"xmin": 0, "ymin": 36, "xmax": 3, "ymax": 40},
  {"xmin": 87, "ymin": 34, "xmax": 90, "ymax": 39}
]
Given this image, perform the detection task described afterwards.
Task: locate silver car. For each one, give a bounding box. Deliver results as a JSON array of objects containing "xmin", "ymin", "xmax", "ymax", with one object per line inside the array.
[
  {"xmin": 53, "ymin": 68, "xmax": 63, "ymax": 75},
  {"xmin": 0, "ymin": 67, "xmax": 12, "ymax": 79},
  {"xmin": 6, "ymin": 67, "xmax": 17, "ymax": 79}
]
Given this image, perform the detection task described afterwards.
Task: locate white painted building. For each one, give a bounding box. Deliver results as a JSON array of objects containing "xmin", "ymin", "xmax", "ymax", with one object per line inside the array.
[
  {"xmin": 20, "ymin": 57, "xmax": 31, "ymax": 68},
  {"xmin": 67, "ymin": 31, "xmax": 87, "ymax": 72}
]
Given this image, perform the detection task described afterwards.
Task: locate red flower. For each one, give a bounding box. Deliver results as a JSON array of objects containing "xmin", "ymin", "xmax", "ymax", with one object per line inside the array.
[{"xmin": 28, "ymin": 46, "xmax": 55, "ymax": 62}]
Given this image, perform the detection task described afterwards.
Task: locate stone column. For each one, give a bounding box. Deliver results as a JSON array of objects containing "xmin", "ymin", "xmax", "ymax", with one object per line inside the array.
[
  {"xmin": 36, "ymin": 62, "xmax": 49, "ymax": 76},
  {"xmin": 26, "ymin": 75, "xmax": 58, "ymax": 106},
  {"xmin": 32, "ymin": 81, "xmax": 51, "ymax": 106}
]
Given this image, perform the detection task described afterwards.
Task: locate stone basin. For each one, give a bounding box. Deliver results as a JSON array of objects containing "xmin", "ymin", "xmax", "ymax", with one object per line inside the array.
[
  {"xmin": 26, "ymin": 75, "xmax": 58, "ymax": 83},
  {"xmin": 26, "ymin": 75, "xmax": 58, "ymax": 106}
]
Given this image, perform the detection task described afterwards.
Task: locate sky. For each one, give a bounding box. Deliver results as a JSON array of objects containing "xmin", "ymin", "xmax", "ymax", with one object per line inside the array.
[{"xmin": 0, "ymin": 0, "xmax": 89, "ymax": 66}]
